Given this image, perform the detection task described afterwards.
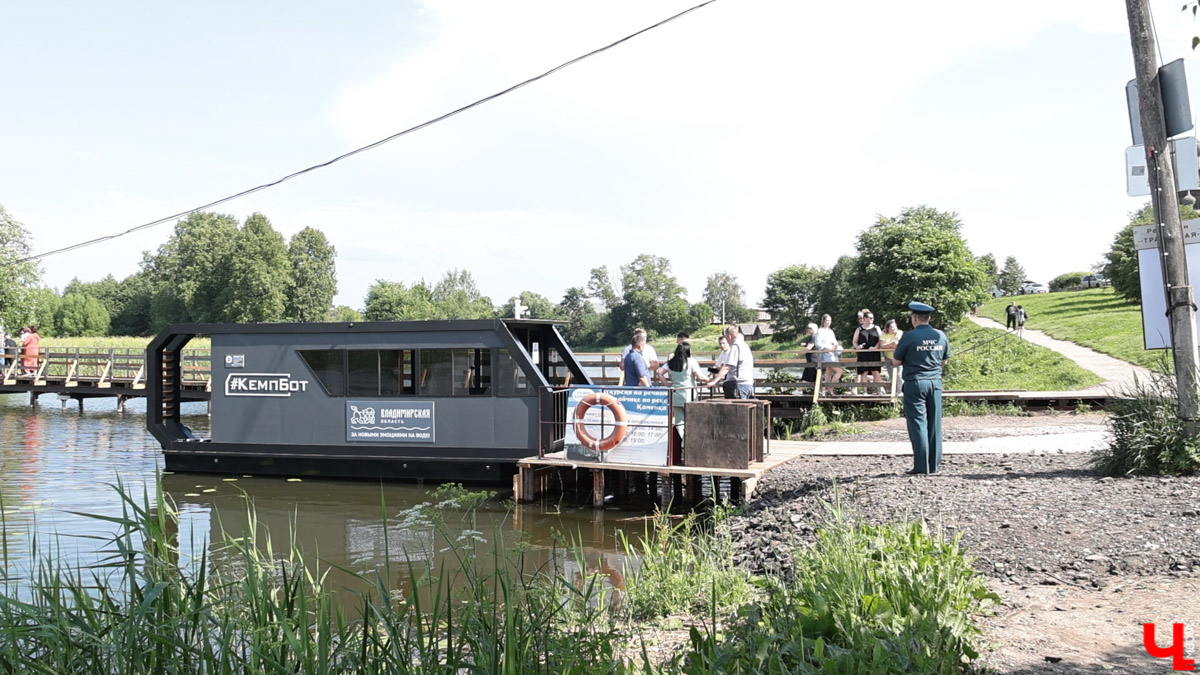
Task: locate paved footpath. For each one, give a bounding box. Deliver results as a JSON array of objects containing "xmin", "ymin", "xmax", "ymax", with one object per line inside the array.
[{"xmin": 967, "ymin": 315, "xmax": 1153, "ymax": 393}]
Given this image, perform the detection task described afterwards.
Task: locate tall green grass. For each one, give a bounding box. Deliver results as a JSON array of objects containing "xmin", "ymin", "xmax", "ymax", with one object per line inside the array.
[
  {"xmin": 677, "ymin": 501, "xmax": 999, "ymax": 674},
  {"xmin": 1092, "ymin": 372, "xmax": 1200, "ymax": 476},
  {"xmin": 943, "ymin": 320, "xmax": 1102, "ymax": 391},
  {"xmin": 0, "ymin": 479, "xmax": 999, "ymax": 673}
]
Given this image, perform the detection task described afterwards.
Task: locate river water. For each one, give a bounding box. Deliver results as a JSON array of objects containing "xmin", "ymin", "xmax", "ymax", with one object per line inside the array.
[{"xmin": 0, "ymin": 394, "xmax": 641, "ymax": 597}]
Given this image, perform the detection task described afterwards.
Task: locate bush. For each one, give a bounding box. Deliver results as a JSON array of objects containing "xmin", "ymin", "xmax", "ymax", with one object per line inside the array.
[
  {"xmin": 678, "ymin": 507, "xmax": 999, "ymax": 673},
  {"xmin": 1049, "ymin": 271, "xmax": 1087, "ymax": 291},
  {"xmin": 1092, "ymin": 373, "xmax": 1200, "ymax": 476}
]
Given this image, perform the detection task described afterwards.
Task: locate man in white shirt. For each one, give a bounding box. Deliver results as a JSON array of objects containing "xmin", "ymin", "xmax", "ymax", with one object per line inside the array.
[
  {"xmin": 702, "ymin": 325, "xmax": 755, "ymax": 399},
  {"xmin": 620, "ymin": 327, "xmax": 659, "ymax": 370}
]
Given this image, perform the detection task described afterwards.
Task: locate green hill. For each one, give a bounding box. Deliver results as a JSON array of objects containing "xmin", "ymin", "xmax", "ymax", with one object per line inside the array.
[{"xmin": 979, "ymin": 288, "xmax": 1169, "ymax": 371}]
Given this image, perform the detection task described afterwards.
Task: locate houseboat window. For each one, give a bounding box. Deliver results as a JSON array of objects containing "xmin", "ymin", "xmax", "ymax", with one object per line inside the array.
[
  {"xmin": 454, "ymin": 348, "xmax": 491, "ymax": 396},
  {"xmin": 496, "ymin": 348, "xmax": 530, "ymax": 396},
  {"xmin": 419, "ymin": 349, "xmax": 454, "ymax": 396},
  {"xmin": 380, "ymin": 349, "xmax": 414, "ymax": 396},
  {"xmin": 298, "ymin": 349, "xmax": 346, "ymax": 397},
  {"xmin": 347, "ymin": 350, "xmax": 382, "ymax": 396}
]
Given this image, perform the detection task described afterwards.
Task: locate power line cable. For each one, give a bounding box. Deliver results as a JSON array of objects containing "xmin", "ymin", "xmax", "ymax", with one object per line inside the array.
[{"xmin": 12, "ymin": 0, "xmax": 718, "ymax": 266}]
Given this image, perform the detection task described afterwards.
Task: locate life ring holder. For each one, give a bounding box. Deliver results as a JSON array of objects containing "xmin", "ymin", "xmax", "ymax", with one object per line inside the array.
[{"xmin": 572, "ymin": 391, "xmax": 628, "ymax": 452}]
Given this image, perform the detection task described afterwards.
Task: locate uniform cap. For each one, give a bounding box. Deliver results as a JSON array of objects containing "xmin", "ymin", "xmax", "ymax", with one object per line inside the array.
[{"xmin": 908, "ymin": 301, "xmax": 935, "ymax": 313}]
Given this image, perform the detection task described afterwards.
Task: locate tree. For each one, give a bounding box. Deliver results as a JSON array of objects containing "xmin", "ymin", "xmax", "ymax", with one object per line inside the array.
[
  {"xmin": 586, "ymin": 266, "xmax": 620, "ymax": 310},
  {"xmin": 1104, "ymin": 203, "xmax": 1200, "ymax": 305},
  {"xmin": 327, "ymin": 305, "xmax": 363, "ymax": 323},
  {"xmin": 762, "ymin": 264, "xmax": 829, "ymax": 340},
  {"xmin": 817, "ymin": 255, "xmax": 857, "ymax": 335},
  {"xmin": 703, "ymin": 272, "xmax": 754, "ymax": 323},
  {"xmin": 1104, "ymin": 224, "xmax": 1139, "ymax": 303},
  {"xmin": 501, "ymin": 291, "xmax": 560, "ymax": 319},
  {"xmin": 225, "ymin": 213, "xmax": 290, "ymax": 323},
  {"xmin": 28, "ymin": 288, "xmax": 59, "ymax": 336},
  {"xmin": 0, "ymin": 204, "xmax": 44, "ymax": 332},
  {"xmin": 686, "ymin": 302, "xmax": 714, "ymax": 333},
  {"xmin": 54, "ymin": 293, "xmax": 110, "ymax": 337},
  {"xmin": 110, "ymin": 271, "xmax": 155, "ymax": 336},
  {"xmin": 976, "ymin": 253, "xmax": 1000, "ymax": 288},
  {"xmin": 1049, "ymin": 271, "xmax": 1088, "ymax": 291},
  {"xmin": 363, "ymin": 280, "xmax": 436, "ymax": 321},
  {"xmin": 615, "ymin": 255, "xmax": 690, "ymax": 337},
  {"xmin": 285, "ymin": 227, "xmax": 338, "ymax": 322},
  {"xmin": 143, "ymin": 212, "xmax": 239, "ymax": 328},
  {"xmin": 431, "ymin": 269, "xmax": 493, "ymax": 319},
  {"xmin": 848, "ymin": 206, "xmax": 989, "ymax": 329},
  {"xmin": 996, "ymin": 256, "xmax": 1026, "ymax": 295},
  {"xmin": 557, "ymin": 286, "xmax": 607, "ymax": 346}
]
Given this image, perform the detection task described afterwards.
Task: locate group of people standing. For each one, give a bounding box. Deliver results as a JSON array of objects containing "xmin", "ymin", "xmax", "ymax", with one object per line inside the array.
[
  {"xmin": 1005, "ymin": 301, "xmax": 1029, "ymax": 337},
  {"xmin": 801, "ymin": 310, "xmax": 902, "ymax": 396},
  {"xmin": 0, "ymin": 326, "xmax": 39, "ymax": 375},
  {"xmin": 620, "ymin": 324, "xmax": 754, "ymax": 401}
]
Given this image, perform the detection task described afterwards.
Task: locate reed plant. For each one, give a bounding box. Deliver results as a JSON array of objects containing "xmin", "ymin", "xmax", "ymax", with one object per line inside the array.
[
  {"xmin": 0, "ymin": 478, "xmax": 641, "ymax": 674},
  {"xmin": 616, "ymin": 508, "xmax": 758, "ymax": 623},
  {"xmin": 0, "ymin": 479, "xmax": 1000, "ymax": 673}
]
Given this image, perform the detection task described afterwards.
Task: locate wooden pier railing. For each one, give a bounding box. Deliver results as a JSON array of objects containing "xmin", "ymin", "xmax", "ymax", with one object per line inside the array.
[{"xmin": 0, "ymin": 347, "xmax": 211, "ymax": 407}]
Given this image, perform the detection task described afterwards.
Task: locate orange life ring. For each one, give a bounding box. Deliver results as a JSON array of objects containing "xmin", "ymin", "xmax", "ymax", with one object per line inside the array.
[{"xmin": 573, "ymin": 392, "xmax": 628, "ymax": 452}]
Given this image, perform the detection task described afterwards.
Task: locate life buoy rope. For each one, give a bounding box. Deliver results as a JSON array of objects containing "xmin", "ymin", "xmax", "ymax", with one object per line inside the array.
[{"xmin": 572, "ymin": 391, "xmax": 628, "ymax": 452}]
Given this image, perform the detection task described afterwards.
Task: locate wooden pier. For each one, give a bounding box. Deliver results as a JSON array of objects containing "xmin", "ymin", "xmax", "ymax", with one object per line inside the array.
[
  {"xmin": 514, "ymin": 441, "xmax": 807, "ymax": 508},
  {"xmin": 0, "ymin": 346, "xmax": 210, "ymax": 410}
]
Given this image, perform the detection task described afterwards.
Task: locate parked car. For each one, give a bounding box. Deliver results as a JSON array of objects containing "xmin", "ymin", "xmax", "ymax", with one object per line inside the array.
[
  {"xmin": 1081, "ymin": 274, "xmax": 1109, "ymax": 289},
  {"xmin": 1019, "ymin": 281, "xmax": 1048, "ymax": 294},
  {"xmin": 989, "ymin": 286, "xmax": 1005, "ymax": 298}
]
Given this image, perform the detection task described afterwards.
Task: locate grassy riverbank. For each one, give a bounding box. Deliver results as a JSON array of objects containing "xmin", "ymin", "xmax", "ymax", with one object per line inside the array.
[
  {"xmin": 0, "ymin": 480, "xmax": 997, "ymax": 673},
  {"xmin": 979, "ymin": 288, "xmax": 1167, "ymax": 371}
]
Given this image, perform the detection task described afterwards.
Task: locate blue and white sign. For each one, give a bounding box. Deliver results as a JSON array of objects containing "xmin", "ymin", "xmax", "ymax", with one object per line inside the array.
[
  {"xmin": 565, "ymin": 386, "xmax": 669, "ymax": 466},
  {"xmin": 346, "ymin": 401, "xmax": 435, "ymax": 443}
]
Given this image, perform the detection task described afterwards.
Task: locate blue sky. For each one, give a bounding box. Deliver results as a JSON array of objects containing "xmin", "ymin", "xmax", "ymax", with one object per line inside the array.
[{"xmin": 0, "ymin": 1, "xmax": 1192, "ymax": 313}]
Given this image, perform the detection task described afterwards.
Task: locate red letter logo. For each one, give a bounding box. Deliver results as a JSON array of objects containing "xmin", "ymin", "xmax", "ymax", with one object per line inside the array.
[{"xmin": 1145, "ymin": 623, "xmax": 1196, "ymax": 671}]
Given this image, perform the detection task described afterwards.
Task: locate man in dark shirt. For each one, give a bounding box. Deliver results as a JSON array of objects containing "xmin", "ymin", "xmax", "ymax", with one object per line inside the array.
[
  {"xmin": 1005, "ymin": 301, "xmax": 1018, "ymax": 331},
  {"xmin": 892, "ymin": 301, "xmax": 951, "ymax": 475}
]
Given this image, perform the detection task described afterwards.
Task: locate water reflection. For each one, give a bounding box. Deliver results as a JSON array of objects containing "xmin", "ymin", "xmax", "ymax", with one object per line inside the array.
[
  {"xmin": 161, "ymin": 473, "xmax": 639, "ymax": 609},
  {"xmin": 0, "ymin": 394, "xmax": 641, "ymax": 603}
]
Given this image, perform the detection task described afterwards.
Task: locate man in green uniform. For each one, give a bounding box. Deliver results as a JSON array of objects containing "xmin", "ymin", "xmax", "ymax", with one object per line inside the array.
[{"xmin": 891, "ymin": 301, "xmax": 950, "ymax": 475}]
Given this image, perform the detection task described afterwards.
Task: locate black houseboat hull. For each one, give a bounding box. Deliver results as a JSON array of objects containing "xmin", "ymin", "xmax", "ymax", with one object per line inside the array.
[{"xmin": 148, "ymin": 319, "xmax": 590, "ymax": 483}]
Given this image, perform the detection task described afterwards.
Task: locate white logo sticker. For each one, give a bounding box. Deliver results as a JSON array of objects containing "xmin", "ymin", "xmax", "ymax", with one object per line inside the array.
[{"xmin": 224, "ymin": 373, "xmax": 309, "ymax": 397}]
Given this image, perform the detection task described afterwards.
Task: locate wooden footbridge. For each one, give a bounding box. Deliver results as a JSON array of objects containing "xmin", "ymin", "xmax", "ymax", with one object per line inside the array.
[{"xmin": 0, "ymin": 346, "xmax": 210, "ymax": 411}]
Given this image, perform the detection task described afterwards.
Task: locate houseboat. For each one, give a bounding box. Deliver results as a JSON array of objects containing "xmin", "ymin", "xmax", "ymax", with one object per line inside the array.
[{"xmin": 147, "ymin": 319, "xmax": 591, "ymax": 482}]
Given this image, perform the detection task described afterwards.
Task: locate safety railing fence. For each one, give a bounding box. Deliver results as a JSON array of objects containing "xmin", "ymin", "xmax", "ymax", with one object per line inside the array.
[
  {"xmin": 561, "ymin": 348, "xmax": 902, "ymax": 400},
  {"xmin": 0, "ymin": 347, "xmax": 211, "ymax": 387}
]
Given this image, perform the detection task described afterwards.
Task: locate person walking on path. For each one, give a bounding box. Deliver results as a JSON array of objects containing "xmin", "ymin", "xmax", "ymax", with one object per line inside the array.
[
  {"xmin": 1005, "ymin": 301, "xmax": 1018, "ymax": 331},
  {"xmin": 892, "ymin": 302, "xmax": 950, "ymax": 475},
  {"xmin": 1016, "ymin": 305, "xmax": 1027, "ymax": 338}
]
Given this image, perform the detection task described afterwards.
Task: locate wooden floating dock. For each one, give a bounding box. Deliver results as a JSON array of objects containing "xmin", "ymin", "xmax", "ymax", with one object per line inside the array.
[{"xmin": 514, "ymin": 442, "xmax": 808, "ymax": 508}]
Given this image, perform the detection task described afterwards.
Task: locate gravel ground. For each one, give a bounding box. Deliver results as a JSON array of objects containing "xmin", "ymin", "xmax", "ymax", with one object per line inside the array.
[{"xmin": 725, "ymin": 414, "xmax": 1200, "ymax": 673}]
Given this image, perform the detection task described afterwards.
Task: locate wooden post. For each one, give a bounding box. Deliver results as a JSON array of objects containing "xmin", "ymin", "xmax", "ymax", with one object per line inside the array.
[
  {"xmin": 1127, "ymin": 0, "xmax": 1200, "ymax": 434},
  {"xmin": 592, "ymin": 469, "xmax": 605, "ymax": 508}
]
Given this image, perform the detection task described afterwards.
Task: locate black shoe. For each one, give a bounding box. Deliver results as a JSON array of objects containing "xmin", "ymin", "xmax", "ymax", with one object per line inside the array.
[{"xmin": 905, "ymin": 469, "xmax": 926, "ymax": 475}]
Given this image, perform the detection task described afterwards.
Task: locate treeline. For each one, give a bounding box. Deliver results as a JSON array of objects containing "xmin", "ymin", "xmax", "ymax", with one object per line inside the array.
[
  {"xmin": 0, "ymin": 202, "xmax": 1031, "ymax": 345},
  {"xmin": 0, "ymin": 208, "xmax": 337, "ymax": 337},
  {"xmin": 360, "ymin": 255, "xmax": 756, "ymax": 348},
  {"xmin": 762, "ymin": 206, "xmax": 993, "ymax": 338}
]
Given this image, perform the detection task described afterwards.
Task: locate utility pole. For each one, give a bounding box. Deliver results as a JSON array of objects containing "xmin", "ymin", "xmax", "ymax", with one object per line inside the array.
[{"xmin": 1127, "ymin": 0, "xmax": 1200, "ymax": 433}]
